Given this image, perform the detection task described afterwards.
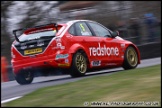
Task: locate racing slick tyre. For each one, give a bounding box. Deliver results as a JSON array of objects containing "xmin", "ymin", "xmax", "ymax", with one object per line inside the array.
[
  {"xmin": 123, "ymin": 46, "xmax": 138, "ymax": 70},
  {"xmin": 70, "ymin": 52, "xmax": 87, "ymax": 77},
  {"xmin": 15, "ymin": 69, "xmax": 34, "ymax": 85}
]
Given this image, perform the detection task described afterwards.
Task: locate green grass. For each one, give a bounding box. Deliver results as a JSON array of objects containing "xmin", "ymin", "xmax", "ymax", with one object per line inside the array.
[{"xmin": 3, "ymin": 65, "xmax": 161, "ymax": 107}]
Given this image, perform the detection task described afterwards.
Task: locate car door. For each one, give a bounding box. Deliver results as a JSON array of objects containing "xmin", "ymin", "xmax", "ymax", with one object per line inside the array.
[
  {"xmin": 87, "ymin": 21, "xmax": 121, "ymax": 66},
  {"xmin": 68, "ymin": 21, "xmax": 103, "ymax": 67}
]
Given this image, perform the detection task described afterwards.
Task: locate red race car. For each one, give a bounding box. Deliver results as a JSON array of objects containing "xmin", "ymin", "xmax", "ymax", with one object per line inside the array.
[{"xmin": 11, "ymin": 20, "xmax": 140, "ymax": 85}]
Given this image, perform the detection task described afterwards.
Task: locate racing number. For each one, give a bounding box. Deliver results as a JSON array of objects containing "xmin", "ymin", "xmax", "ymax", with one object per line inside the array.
[{"xmin": 79, "ymin": 24, "xmax": 85, "ymax": 32}]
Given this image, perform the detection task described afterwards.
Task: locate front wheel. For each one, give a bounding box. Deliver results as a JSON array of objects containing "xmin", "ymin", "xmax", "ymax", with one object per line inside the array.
[
  {"xmin": 70, "ymin": 52, "xmax": 87, "ymax": 77},
  {"xmin": 122, "ymin": 46, "xmax": 138, "ymax": 70},
  {"xmin": 15, "ymin": 69, "xmax": 34, "ymax": 85}
]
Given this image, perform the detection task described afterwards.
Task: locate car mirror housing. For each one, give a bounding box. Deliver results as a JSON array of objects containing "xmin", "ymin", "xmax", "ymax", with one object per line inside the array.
[{"xmin": 111, "ymin": 31, "xmax": 119, "ymax": 38}]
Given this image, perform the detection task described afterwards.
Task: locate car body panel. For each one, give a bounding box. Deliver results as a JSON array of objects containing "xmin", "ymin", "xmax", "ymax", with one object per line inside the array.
[{"xmin": 11, "ymin": 20, "xmax": 141, "ymax": 75}]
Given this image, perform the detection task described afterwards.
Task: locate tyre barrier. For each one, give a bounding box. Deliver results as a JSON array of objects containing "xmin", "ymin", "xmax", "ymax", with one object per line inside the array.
[{"xmin": 1, "ymin": 56, "xmax": 9, "ymax": 82}]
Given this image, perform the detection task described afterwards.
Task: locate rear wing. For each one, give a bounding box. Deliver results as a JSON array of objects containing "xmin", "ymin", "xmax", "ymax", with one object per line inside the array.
[{"xmin": 13, "ymin": 23, "xmax": 58, "ymax": 42}]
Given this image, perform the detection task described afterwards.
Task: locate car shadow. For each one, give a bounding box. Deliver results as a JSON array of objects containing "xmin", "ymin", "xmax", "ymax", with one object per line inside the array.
[{"xmin": 31, "ymin": 68, "xmax": 123, "ymax": 84}]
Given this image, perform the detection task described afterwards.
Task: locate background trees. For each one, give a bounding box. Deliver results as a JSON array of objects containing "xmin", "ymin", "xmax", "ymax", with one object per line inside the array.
[{"xmin": 1, "ymin": 1, "xmax": 161, "ymax": 64}]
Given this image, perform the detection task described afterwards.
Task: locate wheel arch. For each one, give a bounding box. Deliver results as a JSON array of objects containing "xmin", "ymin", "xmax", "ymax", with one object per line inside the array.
[
  {"xmin": 126, "ymin": 44, "xmax": 141, "ymax": 64},
  {"xmin": 68, "ymin": 43, "xmax": 90, "ymax": 65}
]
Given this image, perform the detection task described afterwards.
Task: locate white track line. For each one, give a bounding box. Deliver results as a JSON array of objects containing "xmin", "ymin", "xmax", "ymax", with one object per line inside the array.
[{"xmin": 1, "ymin": 96, "xmax": 22, "ymax": 104}]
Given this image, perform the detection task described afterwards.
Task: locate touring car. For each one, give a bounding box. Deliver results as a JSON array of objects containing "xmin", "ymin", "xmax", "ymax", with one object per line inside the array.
[{"xmin": 11, "ymin": 20, "xmax": 140, "ymax": 85}]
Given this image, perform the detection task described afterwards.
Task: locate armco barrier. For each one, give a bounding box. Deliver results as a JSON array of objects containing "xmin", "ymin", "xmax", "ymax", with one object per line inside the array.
[
  {"xmin": 5, "ymin": 42, "xmax": 161, "ymax": 81},
  {"xmin": 138, "ymin": 42, "xmax": 161, "ymax": 60}
]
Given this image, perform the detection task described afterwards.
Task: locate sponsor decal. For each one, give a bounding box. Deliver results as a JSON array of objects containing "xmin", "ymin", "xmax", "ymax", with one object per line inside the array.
[
  {"xmin": 91, "ymin": 60, "xmax": 101, "ymax": 66},
  {"xmin": 57, "ymin": 43, "xmax": 62, "ymax": 47},
  {"xmin": 20, "ymin": 45, "xmax": 27, "ymax": 50},
  {"xmin": 58, "ymin": 63, "xmax": 70, "ymax": 67},
  {"xmin": 37, "ymin": 41, "xmax": 44, "ymax": 46},
  {"xmin": 29, "ymin": 44, "xmax": 35, "ymax": 48},
  {"xmin": 60, "ymin": 46, "xmax": 65, "ymax": 49},
  {"xmin": 65, "ymin": 59, "xmax": 69, "ymax": 63},
  {"xmin": 55, "ymin": 54, "xmax": 69, "ymax": 60},
  {"xmin": 81, "ymin": 31, "xmax": 91, "ymax": 35},
  {"xmin": 56, "ymin": 38, "xmax": 61, "ymax": 42},
  {"xmin": 121, "ymin": 43, "xmax": 125, "ymax": 48},
  {"xmin": 89, "ymin": 43, "xmax": 119, "ymax": 56},
  {"xmin": 29, "ymin": 55, "xmax": 36, "ymax": 58},
  {"xmin": 20, "ymin": 43, "xmax": 26, "ymax": 46},
  {"xmin": 52, "ymin": 46, "xmax": 65, "ymax": 50},
  {"xmin": 20, "ymin": 43, "xmax": 27, "ymax": 49},
  {"xmin": 52, "ymin": 41, "xmax": 65, "ymax": 50},
  {"xmin": 105, "ymin": 63, "xmax": 117, "ymax": 66}
]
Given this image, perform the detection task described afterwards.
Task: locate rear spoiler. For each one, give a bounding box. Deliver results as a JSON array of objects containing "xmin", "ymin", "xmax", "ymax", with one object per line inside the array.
[{"xmin": 13, "ymin": 23, "xmax": 58, "ymax": 42}]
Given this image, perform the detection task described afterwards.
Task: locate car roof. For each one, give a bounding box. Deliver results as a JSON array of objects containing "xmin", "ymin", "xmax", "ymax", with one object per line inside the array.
[
  {"xmin": 66, "ymin": 19, "xmax": 96, "ymax": 25},
  {"xmin": 57, "ymin": 19, "xmax": 96, "ymax": 26}
]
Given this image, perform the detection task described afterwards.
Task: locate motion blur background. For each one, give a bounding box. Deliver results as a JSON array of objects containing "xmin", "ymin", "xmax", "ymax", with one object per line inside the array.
[{"xmin": 1, "ymin": 1, "xmax": 161, "ymax": 81}]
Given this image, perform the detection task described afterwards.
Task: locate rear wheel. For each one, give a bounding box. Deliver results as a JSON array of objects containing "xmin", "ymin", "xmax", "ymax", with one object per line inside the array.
[
  {"xmin": 70, "ymin": 52, "xmax": 87, "ymax": 77},
  {"xmin": 15, "ymin": 69, "xmax": 34, "ymax": 85},
  {"xmin": 123, "ymin": 46, "xmax": 138, "ymax": 70}
]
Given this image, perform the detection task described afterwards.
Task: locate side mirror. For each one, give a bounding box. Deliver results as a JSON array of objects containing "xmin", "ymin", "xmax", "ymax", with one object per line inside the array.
[{"xmin": 111, "ymin": 31, "xmax": 119, "ymax": 38}]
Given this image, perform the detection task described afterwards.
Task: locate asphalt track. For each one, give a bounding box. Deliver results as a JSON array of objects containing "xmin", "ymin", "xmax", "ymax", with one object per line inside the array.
[{"xmin": 1, "ymin": 57, "xmax": 161, "ymax": 103}]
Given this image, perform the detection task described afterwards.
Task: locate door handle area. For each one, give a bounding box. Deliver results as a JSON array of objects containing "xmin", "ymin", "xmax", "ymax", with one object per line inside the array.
[
  {"xmin": 101, "ymin": 40, "xmax": 105, "ymax": 42},
  {"xmin": 83, "ymin": 39, "xmax": 86, "ymax": 42}
]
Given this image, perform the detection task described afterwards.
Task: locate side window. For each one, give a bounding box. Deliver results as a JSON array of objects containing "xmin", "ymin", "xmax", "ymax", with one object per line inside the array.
[
  {"xmin": 68, "ymin": 25, "xmax": 75, "ymax": 35},
  {"xmin": 75, "ymin": 22, "xmax": 92, "ymax": 36},
  {"xmin": 88, "ymin": 22, "xmax": 111, "ymax": 37}
]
